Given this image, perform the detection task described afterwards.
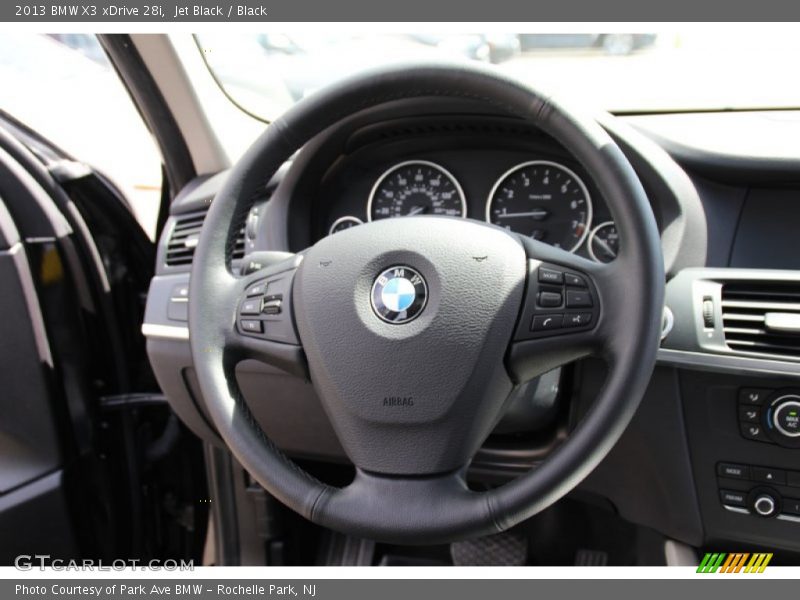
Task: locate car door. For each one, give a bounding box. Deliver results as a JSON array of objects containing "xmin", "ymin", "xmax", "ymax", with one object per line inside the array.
[{"xmin": 0, "ymin": 106, "xmax": 206, "ymax": 567}]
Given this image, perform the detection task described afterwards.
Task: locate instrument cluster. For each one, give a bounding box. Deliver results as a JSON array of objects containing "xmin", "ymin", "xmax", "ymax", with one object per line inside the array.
[{"xmin": 325, "ymin": 155, "xmax": 619, "ymax": 262}]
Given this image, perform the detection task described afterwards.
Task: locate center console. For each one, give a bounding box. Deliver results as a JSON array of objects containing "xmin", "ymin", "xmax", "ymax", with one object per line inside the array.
[{"xmin": 662, "ymin": 268, "xmax": 800, "ymax": 552}]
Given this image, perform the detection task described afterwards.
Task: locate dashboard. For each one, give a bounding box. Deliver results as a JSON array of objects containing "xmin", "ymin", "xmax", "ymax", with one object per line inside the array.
[{"xmin": 143, "ymin": 103, "xmax": 800, "ymax": 558}]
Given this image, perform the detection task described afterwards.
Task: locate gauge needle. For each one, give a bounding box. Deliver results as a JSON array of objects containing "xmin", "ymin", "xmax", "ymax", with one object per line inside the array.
[
  {"xmin": 594, "ymin": 237, "xmax": 617, "ymax": 258},
  {"xmin": 497, "ymin": 209, "xmax": 548, "ymax": 219},
  {"xmin": 407, "ymin": 206, "xmax": 427, "ymax": 216}
]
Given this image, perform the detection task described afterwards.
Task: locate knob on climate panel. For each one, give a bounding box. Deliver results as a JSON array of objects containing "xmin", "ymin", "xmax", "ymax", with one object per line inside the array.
[{"xmin": 773, "ymin": 399, "xmax": 800, "ymax": 438}]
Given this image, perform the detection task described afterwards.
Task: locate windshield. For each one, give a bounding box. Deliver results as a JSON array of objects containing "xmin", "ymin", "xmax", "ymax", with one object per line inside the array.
[{"xmin": 196, "ymin": 31, "xmax": 800, "ymax": 119}]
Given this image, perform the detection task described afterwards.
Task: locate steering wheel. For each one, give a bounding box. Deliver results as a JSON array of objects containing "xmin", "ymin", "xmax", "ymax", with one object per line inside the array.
[{"xmin": 189, "ymin": 63, "xmax": 664, "ymax": 544}]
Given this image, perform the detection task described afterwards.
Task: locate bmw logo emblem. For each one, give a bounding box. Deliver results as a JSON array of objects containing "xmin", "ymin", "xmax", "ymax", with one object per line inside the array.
[{"xmin": 370, "ymin": 266, "xmax": 428, "ymax": 324}]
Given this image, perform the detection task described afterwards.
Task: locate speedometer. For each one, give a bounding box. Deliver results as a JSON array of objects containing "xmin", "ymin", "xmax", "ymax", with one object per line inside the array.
[
  {"xmin": 486, "ymin": 160, "xmax": 592, "ymax": 252},
  {"xmin": 368, "ymin": 160, "xmax": 466, "ymax": 221}
]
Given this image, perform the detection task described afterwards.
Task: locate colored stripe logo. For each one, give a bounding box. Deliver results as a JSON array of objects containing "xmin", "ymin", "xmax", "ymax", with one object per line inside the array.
[{"xmin": 697, "ymin": 552, "xmax": 772, "ymax": 573}]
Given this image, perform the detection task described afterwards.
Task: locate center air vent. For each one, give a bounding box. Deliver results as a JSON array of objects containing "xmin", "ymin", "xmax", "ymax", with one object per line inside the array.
[
  {"xmin": 165, "ymin": 210, "xmax": 245, "ymax": 267},
  {"xmin": 722, "ymin": 282, "xmax": 800, "ymax": 359}
]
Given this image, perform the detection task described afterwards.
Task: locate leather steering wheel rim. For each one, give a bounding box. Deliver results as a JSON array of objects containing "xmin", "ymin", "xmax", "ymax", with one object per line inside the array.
[{"xmin": 189, "ymin": 63, "xmax": 664, "ymax": 544}]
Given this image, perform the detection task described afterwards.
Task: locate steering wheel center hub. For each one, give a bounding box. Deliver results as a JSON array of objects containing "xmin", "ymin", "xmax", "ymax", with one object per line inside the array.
[{"xmin": 293, "ymin": 216, "xmax": 527, "ymax": 475}]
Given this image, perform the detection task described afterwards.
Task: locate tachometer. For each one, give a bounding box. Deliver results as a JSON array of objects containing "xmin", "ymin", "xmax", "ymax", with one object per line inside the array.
[
  {"xmin": 486, "ymin": 160, "xmax": 592, "ymax": 252},
  {"xmin": 368, "ymin": 160, "xmax": 466, "ymax": 221}
]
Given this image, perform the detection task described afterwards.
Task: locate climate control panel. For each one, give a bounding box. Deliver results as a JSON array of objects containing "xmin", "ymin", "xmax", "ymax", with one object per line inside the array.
[{"xmin": 738, "ymin": 388, "xmax": 800, "ymax": 448}]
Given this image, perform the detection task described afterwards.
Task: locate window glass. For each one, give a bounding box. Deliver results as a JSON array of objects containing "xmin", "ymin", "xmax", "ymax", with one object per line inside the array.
[
  {"xmin": 0, "ymin": 33, "xmax": 162, "ymax": 239},
  {"xmin": 196, "ymin": 31, "xmax": 800, "ymax": 120}
]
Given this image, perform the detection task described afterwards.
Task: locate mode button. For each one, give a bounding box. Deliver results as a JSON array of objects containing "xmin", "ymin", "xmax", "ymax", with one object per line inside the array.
[
  {"xmin": 538, "ymin": 268, "xmax": 564, "ymax": 284},
  {"xmin": 717, "ymin": 463, "xmax": 750, "ymax": 480}
]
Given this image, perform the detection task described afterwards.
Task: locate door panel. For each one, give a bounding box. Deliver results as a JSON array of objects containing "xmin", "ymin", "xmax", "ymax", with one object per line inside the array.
[{"xmin": 0, "ymin": 193, "xmax": 79, "ymax": 561}]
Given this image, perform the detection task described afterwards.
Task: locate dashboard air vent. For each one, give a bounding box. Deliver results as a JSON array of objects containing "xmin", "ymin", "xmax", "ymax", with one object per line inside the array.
[
  {"xmin": 721, "ymin": 282, "xmax": 800, "ymax": 359},
  {"xmin": 232, "ymin": 226, "xmax": 246, "ymax": 260},
  {"xmin": 165, "ymin": 210, "xmax": 245, "ymax": 267}
]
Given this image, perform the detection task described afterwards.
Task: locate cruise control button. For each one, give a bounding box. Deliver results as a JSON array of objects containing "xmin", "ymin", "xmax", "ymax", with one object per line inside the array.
[
  {"xmin": 752, "ymin": 466, "xmax": 786, "ymax": 485},
  {"xmin": 717, "ymin": 463, "xmax": 750, "ymax": 480},
  {"xmin": 563, "ymin": 312, "xmax": 592, "ymax": 328},
  {"xmin": 240, "ymin": 299, "xmax": 262, "ymax": 315},
  {"xmin": 740, "ymin": 422, "xmax": 770, "ymax": 442},
  {"xmin": 537, "ymin": 291, "xmax": 562, "ymax": 308},
  {"xmin": 538, "ymin": 268, "xmax": 563, "ymax": 284},
  {"xmin": 564, "ymin": 272, "xmax": 586, "ymax": 287},
  {"xmin": 531, "ymin": 314, "xmax": 563, "ymax": 331},
  {"xmin": 566, "ymin": 290, "xmax": 593, "ymax": 308},
  {"xmin": 239, "ymin": 319, "xmax": 263, "ymax": 333},
  {"xmin": 246, "ymin": 281, "xmax": 268, "ymax": 297},
  {"xmin": 738, "ymin": 388, "xmax": 771, "ymax": 406},
  {"xmin": 720, "ymin": 489, "xmax": 747, "ymax": 507},
  {"xmin": 738, "ymin": 405, "xmax": 761, "ymax": 423}
]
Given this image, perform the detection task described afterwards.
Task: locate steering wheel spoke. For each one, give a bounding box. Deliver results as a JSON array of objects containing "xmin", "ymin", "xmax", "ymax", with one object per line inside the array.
[
  {"xmin": 313, "ymin": 468, "xmax": 498, "ymax": 544},
  {"xmin": 223, "ymin": 253, "xmax": 307, "ymax": 377},
  {"xmin": 507, "ymin": 237, "xmax": 616, "ymax": 381}
]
